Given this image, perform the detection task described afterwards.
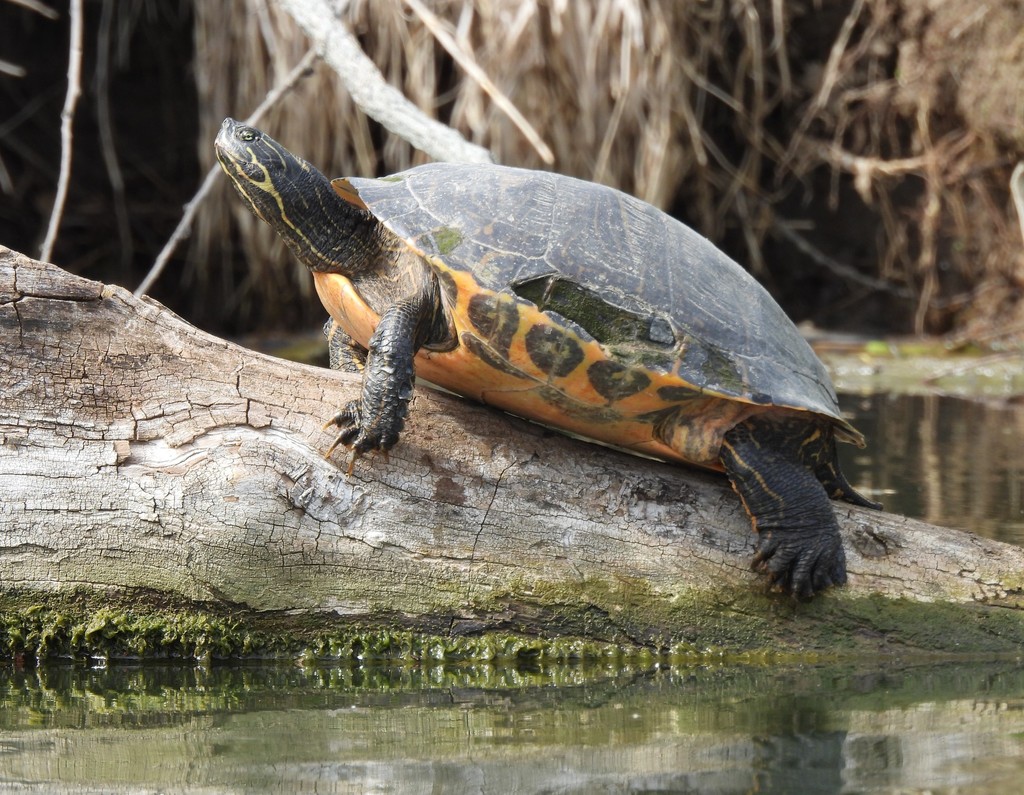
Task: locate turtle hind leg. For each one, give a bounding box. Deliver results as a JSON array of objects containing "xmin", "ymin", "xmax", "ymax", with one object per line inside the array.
[
  {"xmin": 324, "ymin": 319, "xmax": 368, "ymax": 373},
  {"xmin": 720, "ymin": 414, "xmax": 848, "ymax": 597}
]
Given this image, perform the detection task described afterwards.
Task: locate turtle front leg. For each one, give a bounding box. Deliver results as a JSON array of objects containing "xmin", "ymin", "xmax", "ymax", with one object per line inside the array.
[
  {"xmin": 324, "ymin": 292, "xmax": 434, "ymax": 460},
  {"xmin": 719, "ymin": 414, "xmax": 847, "ymax": 597}
]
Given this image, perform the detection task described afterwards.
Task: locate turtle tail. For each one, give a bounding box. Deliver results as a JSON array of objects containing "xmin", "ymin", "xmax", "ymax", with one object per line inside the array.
[{"xmin": 814, "ymin": 440, "xmax": 883, "ymax": 510}]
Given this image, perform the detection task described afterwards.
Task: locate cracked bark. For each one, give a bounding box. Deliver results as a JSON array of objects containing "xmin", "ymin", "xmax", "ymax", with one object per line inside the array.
[{"xmin": 3, "ymin": 244, "xmax": 1024, "ymax": 656}]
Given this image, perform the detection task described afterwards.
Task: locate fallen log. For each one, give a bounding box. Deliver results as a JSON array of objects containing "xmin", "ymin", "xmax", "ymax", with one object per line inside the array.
[{"xmin": 2, "ymin": 244, "xmax": 1023, "ymax": 660}]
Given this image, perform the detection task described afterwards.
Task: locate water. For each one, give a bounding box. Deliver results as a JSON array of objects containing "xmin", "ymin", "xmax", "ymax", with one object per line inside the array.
[
  {"xmin": 2, "ymin": 393, "xmax": 1023, "ymax": 794},
  {"xmin": 840, "ymin": 392, "xmax": 1024, "ymax": 545},
  {"xmin": 2, "ymin": 660, "xmax": 1024, "ymax": 794}
]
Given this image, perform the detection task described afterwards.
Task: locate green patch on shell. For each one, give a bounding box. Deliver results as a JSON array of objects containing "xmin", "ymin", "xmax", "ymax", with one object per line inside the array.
[
  {"xmin": 512, "ymin": 275, "xmax": 674, "ymax": 350},
  {"xmin": 431, "ymin": 226, "xmax": 464, "ymax": 256},
  {"xmin": 677, "ymin": 341, "xmax": 747, "ymax": 395}
]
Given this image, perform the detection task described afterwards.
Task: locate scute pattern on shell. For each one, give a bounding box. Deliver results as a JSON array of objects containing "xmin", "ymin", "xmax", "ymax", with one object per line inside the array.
[{"xmin": 347, "ymin": 163, "xmax": 849, "ymax": 430}]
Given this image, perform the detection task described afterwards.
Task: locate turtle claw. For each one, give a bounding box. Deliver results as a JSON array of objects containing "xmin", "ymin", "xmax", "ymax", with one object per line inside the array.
[
  {"xmin": 323, "ymin": 402, "xmax": 362, "ymax": 457},
  {"xmin": 322, "ymin": 401, "xmax": 399, "ymax": 473},
  {"xmin": 327, "ymin": 446, "xmax": 390, "ymax": 477},
  {"xmin": 751, "ymin": 530, "xmax": 847, "ymax": 598},
  {"xmin": 322, "ymin": 403, "xmax": 365, "ymax": 475}
]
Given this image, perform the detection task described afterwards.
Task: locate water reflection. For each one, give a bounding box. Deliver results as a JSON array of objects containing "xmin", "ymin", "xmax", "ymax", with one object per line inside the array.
[
  {"xmin": 2, "ymin": 660, "xmax": 1024, "ymax": 794},
  {"xmin": 840, "ymin": 393, "xmax": 1024, "ymax": 545}
]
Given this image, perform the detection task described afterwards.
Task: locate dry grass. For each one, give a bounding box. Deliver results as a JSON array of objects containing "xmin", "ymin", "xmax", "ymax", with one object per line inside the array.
[{"xmin": 192, "ymin": 0, "xmax": 1024, "ymax": 342}]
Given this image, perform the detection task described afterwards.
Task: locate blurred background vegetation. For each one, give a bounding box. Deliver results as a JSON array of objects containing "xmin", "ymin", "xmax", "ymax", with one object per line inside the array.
[{"xmin": 1, "ymin": 0, "xmax": 1022, "ymax": 344}]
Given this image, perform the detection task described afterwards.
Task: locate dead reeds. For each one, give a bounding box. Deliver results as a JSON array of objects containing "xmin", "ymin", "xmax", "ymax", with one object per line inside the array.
[
  {"xmin": 6, "ymin": 0, "xmax": 1019, "ymax": 340},
  {"xmin": 187, "ymin": 0, "xmax": 1023, "ymax": 341}
]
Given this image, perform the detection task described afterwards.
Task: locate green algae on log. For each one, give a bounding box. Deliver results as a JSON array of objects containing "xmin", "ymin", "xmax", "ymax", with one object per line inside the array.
[
  {"xmin": 2, "ymin": 244, "xmax": 1024, "ymax": 660},
  {"xmin": 4, "ymin": 589, "xmax": 1024, "ymax": 664}
]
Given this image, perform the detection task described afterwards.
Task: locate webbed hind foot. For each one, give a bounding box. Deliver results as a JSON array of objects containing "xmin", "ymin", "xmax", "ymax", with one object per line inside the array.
[{"xmin": 720, "ymin": 414, "xmax": 872, "ymax": 597}]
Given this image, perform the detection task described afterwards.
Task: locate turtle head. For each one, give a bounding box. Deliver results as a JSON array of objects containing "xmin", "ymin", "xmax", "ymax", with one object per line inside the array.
[{"xmin": 215, "ymin": 118, "xmax": 372, "ymax": 274}]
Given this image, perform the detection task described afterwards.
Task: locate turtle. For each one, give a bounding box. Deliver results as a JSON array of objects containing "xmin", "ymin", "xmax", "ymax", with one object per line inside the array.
[{"xmin": 214, "ymin": 117, "xmax": 881, "ymax": 597}]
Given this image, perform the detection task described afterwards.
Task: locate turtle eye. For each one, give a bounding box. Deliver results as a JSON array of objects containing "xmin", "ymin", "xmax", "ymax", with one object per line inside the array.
[{"xmin": 238, "ymin": 127, "xmax": 258, "ymax": 142}]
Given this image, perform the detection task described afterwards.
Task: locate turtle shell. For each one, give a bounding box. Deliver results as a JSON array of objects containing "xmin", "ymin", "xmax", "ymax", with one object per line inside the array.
[{"xmin": 332, "ymin": 163, "xmax": 860, "ymax": 463}]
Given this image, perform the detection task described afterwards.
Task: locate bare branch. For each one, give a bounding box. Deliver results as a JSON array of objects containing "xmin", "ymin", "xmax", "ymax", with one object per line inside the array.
[
  {"xmin": 96, "ymin": 0, "xmax": 132, "ymax": 274},
  {"xmin": 772, "ymin": 216, "xmax": 914, "ymax": 298},
  {"xmin": 273, "ymin": 0, "xmax": 493, "ymax": 164},
  {"xmin": 38, "ymin": 0, "xmax": 83, "ymax": 263}
]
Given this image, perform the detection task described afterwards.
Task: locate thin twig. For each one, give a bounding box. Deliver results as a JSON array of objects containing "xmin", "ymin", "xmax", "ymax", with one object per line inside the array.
[
  {"xmin": 1, "ymin": 0, "xmax": 55, "ymax": 73},
  {"xmin": 405, "ymin": 0, "xmax": 553, "ymax": 164},
  {"xmin": 96, "ymin": 0, "xmax": 133, "ymax": 275},
  {"xmin": 9, "ymin": 0, "xmax": 59, "ymax": 19},
  {"xmin": 912, "ymin": 102, "xmax": 943, "ymax": 335},
  {"xmin": 768, "ymin": 0, "xmax": 791, "ymax": 98},
  {"xmin": 38, "ymin": 0, "xmax": 83, "ymax": 263},
  {"xmin": 0, "ymin": 89, "xmax": 57, "ymax": 194},
  {"xmin": 0, "ymin": 60, "xmax": 27, "ymax": 78},
  {"xmin": 772, "ymin": 216, "xmax": 914, "ymax": 298},
  {"xmin": 781, "ymin": 0, "xmax": 866, "ymax": 169},
  {"xmin": 1011, "ymin": 162, "xmax": 1024, "ymax": 248},
  {"xmin": 134, "ymin": 48, "xmax": 318, "ymax": 298}
]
